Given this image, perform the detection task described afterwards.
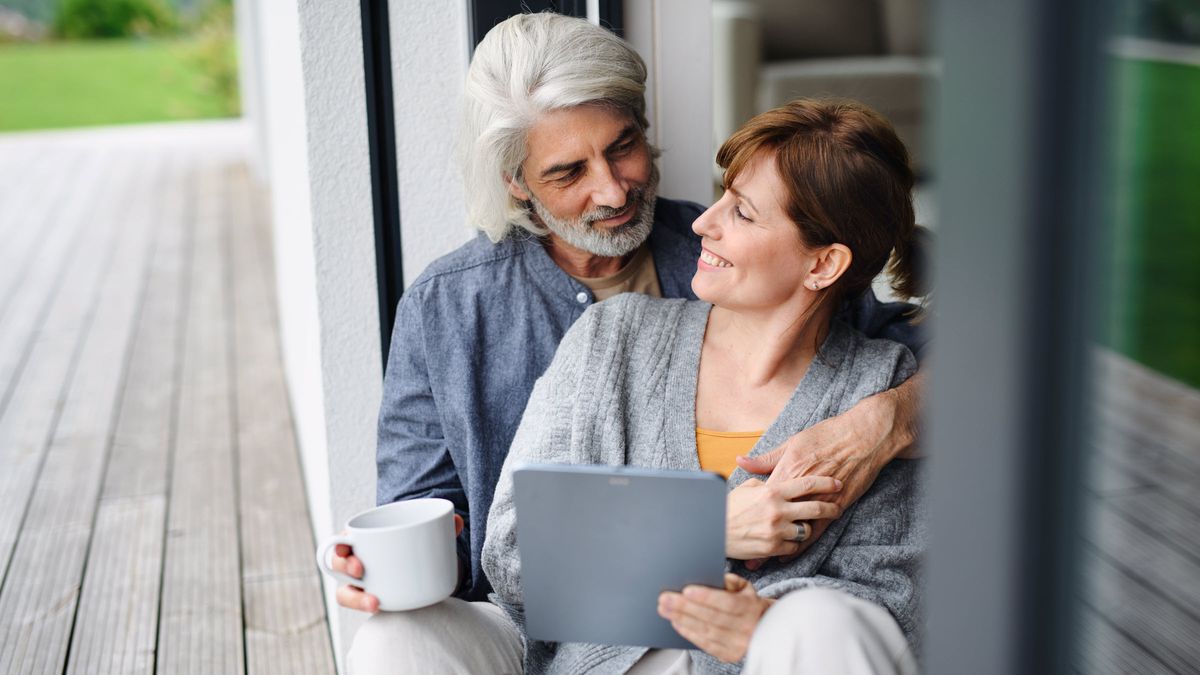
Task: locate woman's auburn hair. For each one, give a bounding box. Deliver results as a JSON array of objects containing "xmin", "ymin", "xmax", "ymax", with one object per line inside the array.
[{"xmin": 717, "ymin": 98, "xmax": 927, "ymax": 302}]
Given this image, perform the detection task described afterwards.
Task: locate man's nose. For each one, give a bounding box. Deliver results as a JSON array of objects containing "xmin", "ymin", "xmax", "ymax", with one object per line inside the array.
[{"xmin": 590, "ymin": 162, "xmax": 629, "ymax": 210}]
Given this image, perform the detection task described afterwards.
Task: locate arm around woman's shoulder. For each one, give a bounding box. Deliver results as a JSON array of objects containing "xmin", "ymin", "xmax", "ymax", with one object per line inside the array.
[{"xmin": 758, "ymin": 336, "xmax": 925, "ymax": 646}]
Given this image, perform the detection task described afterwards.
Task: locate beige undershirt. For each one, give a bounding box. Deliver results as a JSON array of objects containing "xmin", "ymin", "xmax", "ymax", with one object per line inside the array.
[{"xmin": 569, "ymin": 244, "xmax": 662, "ymax": 301}]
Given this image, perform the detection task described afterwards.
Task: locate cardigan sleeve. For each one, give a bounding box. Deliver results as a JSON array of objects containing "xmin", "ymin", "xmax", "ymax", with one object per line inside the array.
[{"xmin": 482, "ymin": 303, "xmax": 599, "ymax": 612}]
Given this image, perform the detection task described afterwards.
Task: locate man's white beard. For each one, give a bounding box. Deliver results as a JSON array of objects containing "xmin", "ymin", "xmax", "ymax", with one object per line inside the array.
[{"xmin": 527, "ymin": 166, "xmax": 659, "ymax": 258}]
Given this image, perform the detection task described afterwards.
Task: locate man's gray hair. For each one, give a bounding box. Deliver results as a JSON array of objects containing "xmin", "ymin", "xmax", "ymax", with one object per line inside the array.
[{"xmin": 462, "ymin": 12, "xmax": 650, "ymax": 242}]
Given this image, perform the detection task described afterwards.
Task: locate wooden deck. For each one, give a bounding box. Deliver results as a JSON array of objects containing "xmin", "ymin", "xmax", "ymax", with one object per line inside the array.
[
  {"xmin": 1079, "ymin": 351, "xmax": 1200, "ymax": 674},
  {"xmin": 0, "ymin": 122, "xmax": 335, "ymax": 675}
]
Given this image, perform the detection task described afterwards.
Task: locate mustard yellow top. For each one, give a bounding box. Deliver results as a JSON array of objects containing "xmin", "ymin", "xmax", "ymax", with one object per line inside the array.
[{"xmin": 695, "ymin": 427, "xmax": 764, "ymax": 479}]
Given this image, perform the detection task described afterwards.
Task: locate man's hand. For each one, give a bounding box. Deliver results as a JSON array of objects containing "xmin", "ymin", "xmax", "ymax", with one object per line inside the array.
[
  {"xmin": 725, "ymin": 476, "xmax": 841, "ymax": 560},
  {"xmin": 735, "ymin": 371, "xmax": 923, "ymax": 566},
  {"xmin": 334, "ymin": 513, "xmax": 465, "ymax": 613},
  {"xmin": 657, "ymin": 574, "xmax": 773, "ymax": 663}
]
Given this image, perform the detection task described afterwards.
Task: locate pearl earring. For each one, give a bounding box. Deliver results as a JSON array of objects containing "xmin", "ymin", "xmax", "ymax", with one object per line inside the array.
[{"xmin": 811, "ymin": 282, "xmax": 820, "ymax": 290}]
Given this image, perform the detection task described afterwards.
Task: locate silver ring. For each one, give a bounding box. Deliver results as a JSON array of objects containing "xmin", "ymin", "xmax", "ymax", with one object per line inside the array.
[{"xmin": 790, "ymin": 522, "xmax": 809, "ymax": 543}]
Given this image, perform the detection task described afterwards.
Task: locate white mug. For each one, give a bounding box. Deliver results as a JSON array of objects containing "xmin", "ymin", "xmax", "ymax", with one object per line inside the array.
[{"xmin": 315, "ymin": 498, "xmax": 458, "ymax": 611}]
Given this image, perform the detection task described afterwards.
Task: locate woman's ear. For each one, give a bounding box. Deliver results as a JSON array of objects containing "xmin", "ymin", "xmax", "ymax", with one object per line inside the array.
[
  {"xmin": 505, "ymin": 173, "xmax": 531, "ymax": 201},
  {"xmin": 806, "ymin": 244, "xmax": 852, "ymax": 291}
]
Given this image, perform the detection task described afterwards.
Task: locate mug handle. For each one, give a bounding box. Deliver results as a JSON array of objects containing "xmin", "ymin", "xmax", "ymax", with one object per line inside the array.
[{"xmin": 315, "ymin": 533, "xmax": 362, "ymax": 588}]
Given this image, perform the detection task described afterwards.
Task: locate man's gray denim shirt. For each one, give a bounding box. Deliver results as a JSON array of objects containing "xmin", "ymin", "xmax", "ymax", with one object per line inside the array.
[{"xmin": 376, "ymin": 197, "xmax": 925, "ymax": 601}]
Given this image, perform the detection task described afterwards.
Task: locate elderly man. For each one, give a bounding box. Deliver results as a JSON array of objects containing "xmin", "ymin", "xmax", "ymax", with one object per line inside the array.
[{"xmin": 337, "ymin": 12, "xmax": 925, "ymax": 674}]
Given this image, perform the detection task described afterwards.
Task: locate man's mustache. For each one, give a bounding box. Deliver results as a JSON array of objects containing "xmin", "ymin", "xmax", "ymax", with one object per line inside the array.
[{"xmin": 584, "ymin": 187, "xmax": 646, "ymax": 225}]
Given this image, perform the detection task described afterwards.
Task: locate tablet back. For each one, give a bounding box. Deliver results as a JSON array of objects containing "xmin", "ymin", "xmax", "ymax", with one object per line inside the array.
[{"xmin": 512, "ymin": 464, "xmax": 726, "ymax": 649}]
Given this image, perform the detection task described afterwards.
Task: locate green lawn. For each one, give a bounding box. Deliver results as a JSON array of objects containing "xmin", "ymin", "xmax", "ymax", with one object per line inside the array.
[
  {"xmin": 1105, "ymin": 57, "xmax": 1200, "ymax": 389},
  {"xmin": 0, "ymin": 38, "xmax": 236, "ymax": 132}
]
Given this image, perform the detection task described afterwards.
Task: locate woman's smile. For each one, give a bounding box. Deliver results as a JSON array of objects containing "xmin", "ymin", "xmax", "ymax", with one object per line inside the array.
[{"xmin": 699, "ymin": 248, "xmax": 734, "ymax": 269}]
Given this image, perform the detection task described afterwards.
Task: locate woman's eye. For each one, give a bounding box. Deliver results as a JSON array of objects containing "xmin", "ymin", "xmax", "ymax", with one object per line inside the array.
[{"xmin": 734, "ymin": 205, "xmax": 752, "ymax": 222}]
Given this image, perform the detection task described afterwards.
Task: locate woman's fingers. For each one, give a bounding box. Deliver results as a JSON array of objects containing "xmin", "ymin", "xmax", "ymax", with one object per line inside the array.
[
  {"xmin": 724, "ymin": 573, "xmax": 748, "ymax": 592},
  {"xmin": 660, "ymin": 591, "xmax": 737, "ymax": 630},
  {"xmin": 774, "ymin": 475, "xmax": 842, "ymax": 500},
  {"xmin": 658, "ymin": 576, "xmax": 764, "ymax": 664}
]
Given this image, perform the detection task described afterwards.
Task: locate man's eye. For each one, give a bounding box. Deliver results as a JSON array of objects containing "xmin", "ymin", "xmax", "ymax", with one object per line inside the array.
[
  {"xmin": 555, "ymin": 168, "xmax": 583, "ymax": 184},
  {"xmin": 612, "ymin": 141, "xmax": 635, "ymax": 156}
]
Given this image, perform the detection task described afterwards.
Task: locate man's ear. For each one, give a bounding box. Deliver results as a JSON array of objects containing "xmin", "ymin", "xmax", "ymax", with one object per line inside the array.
[
  {"xmin": 505, "ymin": 173, "xmax": 531, "ymax": 201},
  {"xmin": 806, "ymin": 244, "xmax": 853, "ymax": 290}
]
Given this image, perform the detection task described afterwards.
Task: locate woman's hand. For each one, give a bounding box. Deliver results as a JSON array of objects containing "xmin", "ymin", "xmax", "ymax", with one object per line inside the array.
[
  {"xmin": 725, "ymin": 475, "xmax": 841, "ymax": 560},
  {"xmin": 658, "ymin": 574, "xmax": 772, "ymax": 663}
]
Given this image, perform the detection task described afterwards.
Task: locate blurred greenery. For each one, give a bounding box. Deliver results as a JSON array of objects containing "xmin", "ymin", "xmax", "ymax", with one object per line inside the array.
[
  {"xmin": 0, "ymin": 38, "xmax": 236, "ymax": 130},
  {"xmin": 1105, "ymin": 57, "xmax": 1200, "ymax": 389},
  {"xmin": 188, "ymin": 0, "xmax": 236, "ymax": 116},
  {"xmin": 54, "ymin": 0, "xmax": 178, "ymax": 39}
]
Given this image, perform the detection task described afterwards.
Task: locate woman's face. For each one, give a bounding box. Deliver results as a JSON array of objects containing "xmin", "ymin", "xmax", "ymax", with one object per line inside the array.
[{"xmin": 690, "ymin": 153, "xmax": 818, "ymax": 311}]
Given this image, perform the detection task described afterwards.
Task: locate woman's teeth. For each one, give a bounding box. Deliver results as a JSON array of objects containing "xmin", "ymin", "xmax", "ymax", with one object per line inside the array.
[{"xmin": 701, "ymin": 250, "xmax": 733, "ymax": 268}]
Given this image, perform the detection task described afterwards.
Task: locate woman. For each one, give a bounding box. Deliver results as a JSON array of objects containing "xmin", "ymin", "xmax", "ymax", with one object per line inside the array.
[{"xmin": 483, "ymin": 99, "xmax": 927, "ymax": 674}]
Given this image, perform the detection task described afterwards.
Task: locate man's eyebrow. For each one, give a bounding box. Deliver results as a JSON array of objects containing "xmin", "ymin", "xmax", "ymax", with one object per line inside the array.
[
  {"xmin": 604, "ymin": 125, "xmax": 638, "ymax": 154},
  {"xmin": 728, "ymin": 187, "xmax": 759, "ymax": 215},
  {"xmin": 537, "ymin": 125, "xmax": 639, "ymax": 181},
  {"xmin": 539, "ymin": 159, "xmax": 585, "ymax": 181}
]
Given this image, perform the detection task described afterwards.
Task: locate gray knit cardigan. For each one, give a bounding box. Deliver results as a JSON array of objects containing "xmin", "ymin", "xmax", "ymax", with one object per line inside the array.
[{"xmin": 483, "ymin": 294, "xmax": 923, "ymax": 674}]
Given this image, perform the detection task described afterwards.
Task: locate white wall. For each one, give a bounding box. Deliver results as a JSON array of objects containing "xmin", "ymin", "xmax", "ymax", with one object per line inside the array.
[
  {"xmin": 624, "ymin": 0, "xmax": 714, "ymax": 205},
  {"xmin": 294, "ymin": 0, "xmax": 384, "ymax": 665},
  {"xmin": 390, "ymin": 0, "xmax": 473, "ymax": 286},
  {"xmin": 247, "ymin": 0, "xmax": 381, "ymax": 669}
]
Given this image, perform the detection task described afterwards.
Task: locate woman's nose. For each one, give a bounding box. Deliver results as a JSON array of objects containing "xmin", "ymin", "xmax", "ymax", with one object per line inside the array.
[{"xmin": 692, "ymin": 202, "xmax": 722, "ymax": 238}]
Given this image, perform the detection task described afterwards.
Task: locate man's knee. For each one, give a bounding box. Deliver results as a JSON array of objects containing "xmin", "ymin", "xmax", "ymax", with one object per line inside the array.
[
  {"xmin": 347, "ymin": 599, "xmax": 522, "ymax": 675},
  {"xmin": 347, "ymin": 606, "xmax": 452, "ymax": 674}
]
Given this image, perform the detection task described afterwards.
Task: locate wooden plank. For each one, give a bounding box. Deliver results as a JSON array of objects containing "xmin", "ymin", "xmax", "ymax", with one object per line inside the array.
[
  {"xmin": 0, "ymin": 149, "xmax": 111, "ymax": 415},
  {"xmin": 0, "ymin": 148, "xmax": 163, "ymax": 675},
  {"xmin": 63, "ymin": 496, "xmax": 167, "ymax": 675},
  {"xmin": 0, "ymin": 149, "xmax": 139, "ymax": 583},
  {"xmin": 0, "ymin": 141, "xmax": 55, "ymax": 243},
  {"xmin": 1092, "ymin": 417, "xmax": 1200, "ymax": 567},
  {"xmin": 228, "ymin": 164, "xmax": 335, "ymax": 675},
  {"xmin": 155, "ymin": 161, "xmax": 245, "ymax": 675},
  {"xmin": 1093, "ymin": 350, "xmax": 1200, "ymax": 471},
  {"xmin": 1081, "ymin": 436, "xmax": 1153, "ymax": 496},
  {"xmin": 1074, "ymin": 605, "xmax": 1173, "ymax": 675},
  {"xmin": 1084, "ymin": 500, "xmax": 1200, "ymax": 623},
  {"xmin": 65, "ymin": 153, "xmax": 192, "ymax": 675},
  {"xmin": 243, "ymin": 576, "xmax": 336, "ymax": 675},
  {"xmin": 0, "ymin": 146, "xmax": 77, "ymax": 314},
  {"xmin": 1081, "ymin": 549, "xmax": 1200, "ymax": 673},
  {"xmin": 1105, "ymin": 486, "xmax": 1200, "ymax": 567}
]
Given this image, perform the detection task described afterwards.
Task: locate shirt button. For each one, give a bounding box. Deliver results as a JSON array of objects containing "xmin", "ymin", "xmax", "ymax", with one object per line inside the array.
[{"xmin": 575, "ymin": 292, "xmax": 589, "ymax": 304}]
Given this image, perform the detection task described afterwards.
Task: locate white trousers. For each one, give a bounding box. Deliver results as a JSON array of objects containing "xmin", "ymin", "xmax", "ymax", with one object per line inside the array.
[
  {"xmin": 347, "ymin": 587, "xmax": 915, "ymax": 675},
  {"xmin": 347, "ymin": 598, "xmax": 523, "ymax": 675}
]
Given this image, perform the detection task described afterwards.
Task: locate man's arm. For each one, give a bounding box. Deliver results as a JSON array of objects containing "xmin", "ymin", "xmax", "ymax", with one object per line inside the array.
[
  {"xmin": 377, "ymin": 289, "xmax": 472, "ymax": 575},
  {"xmin": 737, "ymin": 332, "xmax": 923, "ymax": 562},
  {"xmin": 335, "ymin": 289, "xmax": 473, "ymax": 613}
]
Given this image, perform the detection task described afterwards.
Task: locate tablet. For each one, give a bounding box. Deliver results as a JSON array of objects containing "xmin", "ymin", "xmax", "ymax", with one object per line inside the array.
[{"xmin": 511, "ymin": 464, "xmax": 727, "ymax": 649}]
